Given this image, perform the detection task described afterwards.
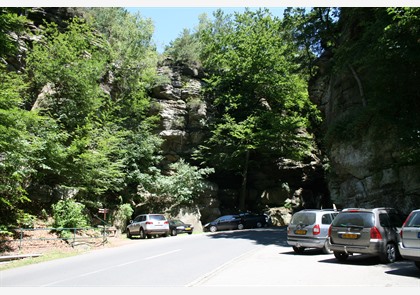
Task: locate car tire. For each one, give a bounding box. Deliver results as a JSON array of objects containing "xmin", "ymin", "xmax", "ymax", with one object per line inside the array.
[
  {"xmin": 171, "ymin": 229, "xmax": 177, "ymax": 236},
  {"xmin": 188, "ymin": 232, "xmax": 192, "ymax": 235},
  {"xmin": 292, "ymin": 246, "xmax": 305, "ymax": 254},
  {"xmin": 238, "ymin": 223, "xmax": 244, "ymax": 230},
  {"xmin": 334, "ymin": 251, "xmax": 349, "ymax": 261},
  {"xmin": 322, "ymin": 241, "xmax": 333, "ymax": 254},
  {"xmin": 126, "ymin": 229, "xmax": 132, "ymax": 239},
  {"xmin": 139, "ymin": 228, "xmax": 146, "ymax": 239},
  {"xmin": 209, "ymin": 225, "xmax": 217, "ymax": 232},
  {"xmin": 415, "ymin": 261, "xmax": 420, "ymax": 270},
  {"xmin": 380, "ymin": 243, "xmax": 396, "ymax": 264}
]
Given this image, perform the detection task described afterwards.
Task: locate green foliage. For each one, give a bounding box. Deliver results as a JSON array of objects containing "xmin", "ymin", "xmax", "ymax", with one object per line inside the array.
[
  {"xmin": 51, "ymin": 199, "xmax": 89, "ymax": 229},
  {"xmin": 0, "ymin": 64, "xmax": 34, "ymax": 225},
  {"xmin": 83, "ymin": 7, "xmax": 158, "ymax": 129},
  {"xmin": 136, "ymin": 159, "xmax": 214, "ymax": 212},
  {"xmin": 0, "ymin": 8, "xmax": 28, "ymax": 58},
  {"xmin": 26, "ymin": 17, "xmax": 109, "ymax": 132},
  {"xmin": 16, "ymin": 212, "xmax": 37, "ymax": 228},
  {"xmin": 196, "ymin": 8, "xmax": 318, "ymax": 171},
  {"xmin": 114, "ymin": 203, "xmax": 134, "ymax": 222},
  {"xmin": 164, "ymin": 28, "xmax": 202, "ymax": 66}
]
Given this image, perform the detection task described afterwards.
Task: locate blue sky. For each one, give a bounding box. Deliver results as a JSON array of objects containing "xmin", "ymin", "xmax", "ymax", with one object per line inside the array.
[{"xmin": 126, "ymin": 7, "xmax": 287, "ymax": 53}]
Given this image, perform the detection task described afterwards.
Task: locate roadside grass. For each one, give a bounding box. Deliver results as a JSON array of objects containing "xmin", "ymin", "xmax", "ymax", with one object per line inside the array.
[{"xmin": 0, "ymin": 250, "xmax": 84, "ymax": 271}]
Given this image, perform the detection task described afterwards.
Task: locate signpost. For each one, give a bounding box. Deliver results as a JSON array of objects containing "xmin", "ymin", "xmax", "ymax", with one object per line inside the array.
[{"xmin": 98, "ymin": 208, "xmax": 109, "ymax": 221}]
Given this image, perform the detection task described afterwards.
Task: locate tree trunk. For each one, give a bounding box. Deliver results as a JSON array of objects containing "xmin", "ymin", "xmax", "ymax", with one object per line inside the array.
[
  {"xmin": 348, "ymin": 64, "xmax": 367, "ymax": 107},
  {"xmin": 239, "ymin": 149, "xmax": 249, "ymax": 211}
]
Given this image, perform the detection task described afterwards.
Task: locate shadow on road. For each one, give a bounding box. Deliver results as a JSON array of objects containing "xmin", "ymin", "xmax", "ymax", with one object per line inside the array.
[
  {"xmin": 205, "ymin": 226, "xmax": 289, "ymax": 247},
  {"xmin": 384, "ymin": 260, "xmax": 420, "ymax": 279},
  {"xmin": 319, "ymin": 254, "xmax": 420, "ymax": 278}
]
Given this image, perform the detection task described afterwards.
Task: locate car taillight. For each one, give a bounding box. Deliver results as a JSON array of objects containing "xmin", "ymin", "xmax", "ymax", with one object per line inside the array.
[
  {"xmin": 164, "ymin": 221, "xmax": 169, "ymax": 224},
  {"xmin": 146, "ymin": 221, "xmax": 153, "ymax": 225},
  {"xmin": 328, "ymin": 224, "xmax": 332, "ymax": 237},
  {"xmin": 313, "ymin": 224, "xmax": 320, "ymax": 235},
  {"xmin": 402, "ymin": 212, "xmax": 413, "ymax": 228},
  {"xmin": 399, "ymin": 229, "xmax": 403, "ymax": 239},
  {"xmin": 370, "ymin": 226, "xmax": 382, "ymax": 239}
]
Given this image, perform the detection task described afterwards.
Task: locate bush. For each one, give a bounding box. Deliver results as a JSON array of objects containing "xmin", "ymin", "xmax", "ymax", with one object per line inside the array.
[
  {"xmin": 51, "ymin": 199, "xmax": 89, "ymax": 229},
  {"xmin": 113, "ymin": 203, "xmax": 134, "ymax": 230}
]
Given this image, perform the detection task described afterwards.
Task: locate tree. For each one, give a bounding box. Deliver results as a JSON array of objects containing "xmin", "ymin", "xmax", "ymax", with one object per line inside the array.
[
  {"xmin": 83, "ymin": 7, "xmax": 158, "ymax": 130},
  {"xmin": 25, "ymin": 17, "xmax": 128, "ymax": 207},
  {"xmin": 0, "ymin": 8, "xmax": 27, "ymax": 58},
  {"xmin": 195, "ymin": 8, "xmax": 319, "ymax": 210}
]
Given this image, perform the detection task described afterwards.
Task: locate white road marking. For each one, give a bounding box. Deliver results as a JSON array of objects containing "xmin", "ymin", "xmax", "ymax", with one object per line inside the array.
[{"xmin": 42, "ymin": 249, "xmax": 182, "ymax": 286}]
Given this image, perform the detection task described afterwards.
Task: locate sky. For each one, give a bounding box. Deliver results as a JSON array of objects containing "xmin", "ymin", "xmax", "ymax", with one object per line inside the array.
[
  {"xmin": 5, "ymin": 0, "xmax": 415, "ymax": 53},
  {"xmin": 126, "ymin": 7, "xmax": 287, "ymax": 53}
]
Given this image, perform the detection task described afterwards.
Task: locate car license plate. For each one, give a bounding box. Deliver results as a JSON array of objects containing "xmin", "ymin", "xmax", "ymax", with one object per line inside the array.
[
  {"xmin": 342, "ymin": 233, "xmax": 357, "ymax": 239},
  {"xmin": 295, "ymin": 229, "xmax": 307, "ymax": 235}
]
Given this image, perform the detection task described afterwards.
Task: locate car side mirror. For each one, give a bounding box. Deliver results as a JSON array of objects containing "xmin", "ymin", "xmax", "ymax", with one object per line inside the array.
[{"xmin": 129, "ymin": 220, "xmax": 133, "ymax": 224}]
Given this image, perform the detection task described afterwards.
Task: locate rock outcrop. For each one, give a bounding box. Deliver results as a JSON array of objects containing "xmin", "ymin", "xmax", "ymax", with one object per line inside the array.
[
  {"xmin": 309, "ymin": 54, "xmax": 420, "ymax": 215},
  {"xmin": 150, "ymin": 59, "xmax": 330, "ymax": 222}
]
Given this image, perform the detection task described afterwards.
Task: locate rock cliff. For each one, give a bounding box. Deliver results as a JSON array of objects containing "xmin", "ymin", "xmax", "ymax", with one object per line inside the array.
[
  {"xmin": 151, "ymin": 59, "xmax": 330, "ymax": 223},
  {"xmin": 309, "ymin": 53, "xmax": 420, "ymax": 214}
]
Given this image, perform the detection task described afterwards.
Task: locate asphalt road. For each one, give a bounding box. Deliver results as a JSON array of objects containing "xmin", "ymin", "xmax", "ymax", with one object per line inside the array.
[{"xmin": 1, "ymin": 226, "xmax": 419, "ymax": 290}]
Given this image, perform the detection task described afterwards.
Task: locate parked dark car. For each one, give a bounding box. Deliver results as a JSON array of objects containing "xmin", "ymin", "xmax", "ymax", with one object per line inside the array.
[
  {"xmin": 398, "ymin": 209, "xmax": 420, "ymax": 270},
  {"xmin": 328, "ymin": 207, "xmax": 403, "ymax": 263},
  {"xmin": 169, "ymin": 219, "xmax": 194, "ymax": 236},
  {"xmin": 238, "ymin": 212, "xmax": 268, "ymax": 228},
  {"xmin": 203, "ymin": 215, "xmax": 243, "ymax": 232}
]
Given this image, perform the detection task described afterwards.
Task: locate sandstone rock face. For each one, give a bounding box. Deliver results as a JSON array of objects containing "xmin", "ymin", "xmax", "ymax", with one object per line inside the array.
[
  {"xmin": 151, "ymin": 60, "xmax": 330, "ymax": 222},
  {"xmin": 309, "ymin": 61, "xmax": 420, "ymax": 214}
]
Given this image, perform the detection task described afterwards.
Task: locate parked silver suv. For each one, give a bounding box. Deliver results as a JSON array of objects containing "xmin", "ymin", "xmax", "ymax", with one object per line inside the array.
[
  {"xmin": 126, "ymin": 214, "xmax": 170, "ymax": 239},
  {"xmin": 398, "ymin": 209, "xmax": 420, "ymax": 270},
  {"xmin": 287, "ymin": 209, "xmax": 339, "ymax": 254},
  {"xmin": 327, "ymin": 207, "xmax": 403, "ymax": 263}
]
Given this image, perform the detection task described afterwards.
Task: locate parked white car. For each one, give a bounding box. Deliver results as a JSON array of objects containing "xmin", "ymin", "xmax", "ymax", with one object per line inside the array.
[
  {"xmin": 126, "ymin": 214, "xmax": 170, "ymax": 239},
  {"xmin": 398, "ymin": 209, "xmax": 420, "ymax": 270}
]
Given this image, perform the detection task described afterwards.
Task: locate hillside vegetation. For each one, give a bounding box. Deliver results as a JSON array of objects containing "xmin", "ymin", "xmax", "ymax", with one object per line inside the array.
[{"xmin": 0, "ymin": 7, "xmax": 419, "ymax": 235}]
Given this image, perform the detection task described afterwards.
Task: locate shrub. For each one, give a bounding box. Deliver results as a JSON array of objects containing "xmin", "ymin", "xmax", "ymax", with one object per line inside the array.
[{"xmin": 51, "ymin": 199, "xmax": 89, "ymax": 230}]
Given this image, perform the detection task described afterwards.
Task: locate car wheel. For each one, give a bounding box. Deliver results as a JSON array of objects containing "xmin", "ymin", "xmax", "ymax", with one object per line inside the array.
[
  {"xmin": 171, "ymin": 229, "xmax": 177, "ymax": 236},
  {"xmin": 256, "ymin": 222, "xmax": 262, "ymax": 228},
  {"xmin": 126, "ymin": 229, "xmax": 132, "ymax": 239},
  {"xmin": 188, "ymin": 232, "xmax": 192, "ymax": 235},
  {"xmin": 139, "ymin": 228, "xmax": 145, "ymax": 239},
  {"xmin": 238, "ymin": 223, "xmax": 244, "ymax": 230},
  {"xmin": 292, "ymin": 246, "xmax": 305, "ymax": 254},
  {"xmin": 334, "ymin": 251, "xmax": 349, "ymax": 261},
  {"xmin": 380, "ymin": 243, "xmax": 396, "ymax": 264},
  {"xmin": 322, "ymin": 241, "xmax": 333, "ymax": 254},
  {"xmin": 209, "ymin": 225, "xmax": 217, "ymax": 232},
  {"xmin": 415, "ymin": 261, "xmax": 420, "ymax": 270}
]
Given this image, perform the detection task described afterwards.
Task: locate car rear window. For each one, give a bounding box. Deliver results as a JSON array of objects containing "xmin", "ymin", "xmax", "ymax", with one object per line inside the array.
[
  {"xmin": 291, "ymin": 212, "xmax": 316, "ymax": 225},
  {"xmin": 332, "ymin": 212, "xmax": 374, "ymax": 228},
  {"xmin": 406, "ymin": 212, "xmax": 420, "ymax": 227},
  {"xmin": 149, "ymin": 215, "xmax": 166, "ymax": 221}
]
